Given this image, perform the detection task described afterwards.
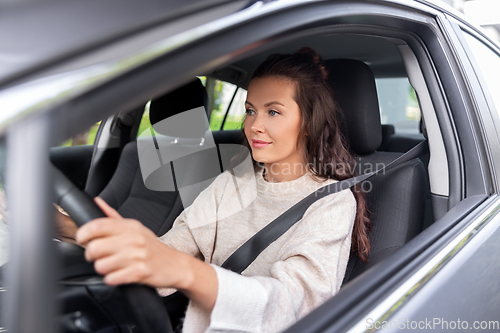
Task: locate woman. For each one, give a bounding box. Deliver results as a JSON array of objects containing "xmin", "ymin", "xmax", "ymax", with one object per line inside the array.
[{"xmin": 76, "ymin": 47, "xmax": 370, "ymax": 333}]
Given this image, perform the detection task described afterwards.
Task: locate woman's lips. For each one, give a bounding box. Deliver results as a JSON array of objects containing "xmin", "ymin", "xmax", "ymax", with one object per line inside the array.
[{"xmin": 252, "ymin": 139, "xmax": 271, "ymax": 148}]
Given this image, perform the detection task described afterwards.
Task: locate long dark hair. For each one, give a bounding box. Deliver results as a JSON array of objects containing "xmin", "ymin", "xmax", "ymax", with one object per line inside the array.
[{"xmin": 242, "ymin": 47, "xmax": 371, "ymax": 262}]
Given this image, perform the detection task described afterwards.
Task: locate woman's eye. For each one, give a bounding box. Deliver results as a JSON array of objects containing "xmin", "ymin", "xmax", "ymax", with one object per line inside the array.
[
  {"xmin": 245, "ymin": 108, "xmax": 255, "ymax": 115},
  {"xmin": 269, "ymin": 110, "xmax": 279, "ymax": 116}
]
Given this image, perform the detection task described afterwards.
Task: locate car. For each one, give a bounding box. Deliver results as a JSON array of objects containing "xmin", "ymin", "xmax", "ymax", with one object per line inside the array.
[{"xmin": 1, "ymin": 0, "xmax": 500, "ymax": 332}]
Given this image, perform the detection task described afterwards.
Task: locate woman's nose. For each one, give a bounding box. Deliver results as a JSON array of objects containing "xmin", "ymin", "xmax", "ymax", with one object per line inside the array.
[{"xmin": 251, "ymin": 114, "xmax": 265, "ymax": 133}]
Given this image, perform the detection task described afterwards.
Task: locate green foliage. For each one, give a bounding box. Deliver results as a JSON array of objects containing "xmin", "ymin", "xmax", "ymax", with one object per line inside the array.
[
  {"xmin": 60, "ymin": 121, "xmax": 101, "ymax": 146},
  {"xmin": 223, "ymin": 119, "xmax": 245, "ymax": 130},
  {"xmin": 137, "ymin": 112, "xmax": 151, "ymax": 136},
  {"xmin": 209, "ymin": 112, "xmax": 224, "ymax": 131},
  {"xmin": 408, "ymin": 85, "xmax": 419, "ymax": 107},
  {"xmin": 213, "ymin": 80, "xmax": 224, "ymax": 113},
  {"xmin": 210, "ymin": 114, "xmax": 244, "ymax": 131},
  {"xmin": 137, "ymin": 101, "xmax": 152, "ymax": 136},
  {"xmin": 406, "ymin": 85, "xmax": 421, "ymax": 121},
  {"xmin": 202, "ymin": 76, "xmax": 243, "ymax": 131}
]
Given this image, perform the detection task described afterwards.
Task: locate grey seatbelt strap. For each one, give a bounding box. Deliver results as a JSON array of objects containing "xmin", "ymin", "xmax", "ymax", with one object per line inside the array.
[{"xmin": 221, "ymin": 140, "xmax": 429, "ymax": 274}]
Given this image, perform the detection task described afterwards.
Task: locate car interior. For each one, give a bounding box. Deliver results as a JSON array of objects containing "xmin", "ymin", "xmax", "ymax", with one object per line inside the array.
[{"xmin": 49, "ymin": 31, "xmax": 445, "ymax": 330}]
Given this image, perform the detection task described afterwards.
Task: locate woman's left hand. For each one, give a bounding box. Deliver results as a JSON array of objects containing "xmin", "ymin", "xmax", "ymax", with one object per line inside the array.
[{"xmin": 76, "ymin": 197, "xmax": 218, "ymax": 311}]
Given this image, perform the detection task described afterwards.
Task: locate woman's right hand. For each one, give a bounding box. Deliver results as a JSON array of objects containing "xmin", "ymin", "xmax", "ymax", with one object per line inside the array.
[{"xmin": 76, "ymin": 197, "xmax": 219, "ymax": 311}]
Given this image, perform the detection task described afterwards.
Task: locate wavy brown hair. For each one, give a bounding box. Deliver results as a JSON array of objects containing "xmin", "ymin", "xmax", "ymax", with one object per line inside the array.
[{"xmin": 241, "ymin": 47, "xmax": 371, "ymax": 262}]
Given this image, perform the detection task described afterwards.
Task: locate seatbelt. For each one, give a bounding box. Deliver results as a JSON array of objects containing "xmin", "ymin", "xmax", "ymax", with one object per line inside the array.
[{"xmin": 221, "ymin": 140, "xmax": 429, "ymax": 274}]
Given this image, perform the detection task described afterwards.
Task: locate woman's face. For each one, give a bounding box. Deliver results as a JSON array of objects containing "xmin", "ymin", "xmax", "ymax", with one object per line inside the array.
[{"xmin": 244, "ymin": 76, "xmax": 304, "ymax": 170}]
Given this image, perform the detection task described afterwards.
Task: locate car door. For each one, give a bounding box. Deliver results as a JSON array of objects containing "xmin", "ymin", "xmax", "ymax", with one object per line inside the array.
[{"xmin": 363, "ymin": 14, "xmax": 500, "ymax": 333}]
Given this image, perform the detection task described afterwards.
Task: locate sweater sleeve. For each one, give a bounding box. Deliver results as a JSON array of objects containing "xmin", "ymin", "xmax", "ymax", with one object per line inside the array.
[
  {"xmin": 157, "ymin": 172, "xmax": 233, "ymax": 297},
  {"xmin": 207, "ymin": 189, "xmax": 356, "ymax": 333},
  {"xmin": 159, "ymin": 170, "xmax": 233, "ymax": 258}
]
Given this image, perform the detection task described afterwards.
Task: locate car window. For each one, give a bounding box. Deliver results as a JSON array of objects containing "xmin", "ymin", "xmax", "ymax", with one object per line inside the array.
[
  {"xmin": 136, "ymin": 78, "xmax": 248, "ymax": 135},
  {"xmin": 136, "ymin": 76, "xmax": 423, "ymax": 136},
  {"xmin": 462, "ymin": 31, "xmax": 500, "ymax": 117},
  {"xmin": 137, "ymin": 100, "xmax": 152, "ymax": 137},
  {"xmin": 60, "ymin": 121, "xmax": 101, "ymax": 146},
  {"xmin": 201, "ymin": 77, "xmax": 247, "ymax": 131},
  {"xmin": 220, "ymin": 88, "xmax": 247, "ymax": 130},
  {"xmin": 375, "ymin": 77, "xmax": 421, "ymax": 135}
]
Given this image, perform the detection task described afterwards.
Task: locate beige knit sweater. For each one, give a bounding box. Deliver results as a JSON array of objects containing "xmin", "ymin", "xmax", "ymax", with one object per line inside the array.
[{"xmin": 159, "ymin": 165, "xmax": 356, "ymax": 333}]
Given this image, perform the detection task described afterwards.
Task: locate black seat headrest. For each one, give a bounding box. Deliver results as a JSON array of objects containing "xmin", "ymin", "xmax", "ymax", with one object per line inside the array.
[
  {"xmin": 149, "ymin": 78, "xmax": 210, "ymax": 138},
  {"xmin": 324, "ymin": 59, "xmax": 382, "ymax": 155}
]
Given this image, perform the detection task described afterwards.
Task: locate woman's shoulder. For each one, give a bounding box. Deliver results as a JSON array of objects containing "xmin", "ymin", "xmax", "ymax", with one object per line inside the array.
[
  {"xmin": 212, "ymin": 169, "xmax": 234, "ymax": 187},
  {"xmin": 302, "ymin": 174, "xmax": 355, "ymax": 201},
  {"xmin": 194, "ymin": 169, "xmax": 234, "ymax": 202},
  {"xmin": 191, "ymin": 166, "xmax": 257, "ymax": 205},
  {"xmin": 298, "ymin": 176, "xmax": 357, "ymax": 236}
]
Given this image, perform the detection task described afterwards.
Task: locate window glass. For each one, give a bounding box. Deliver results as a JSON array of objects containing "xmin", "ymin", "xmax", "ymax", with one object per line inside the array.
[
  {"xmin": 0, "ymin": 139, "xmax": 8, "ymax": 267},
  {"xmin": 462, "ymin": 31, "xmax": 500, "ymax": 116},
  {"xmin": 375, "ymin": 77, "xmax": 421, "ymax": 135},
  {"xmin": 140, "ymin": 77, "xmax": 247, "ymax": 132},
  {"xmin": 136, "ymin": 78, "xmax": 249, "ymax": 133},
  {"xmin": 137, "ymin": 100, "xmax": 152, "ymax": 137},
  {"xmin": 60, "ymin": 121, "xmax": 101, "ymax": 146},
  {"xmin": 221, "ymin": 88, "xmax": 247, "ymax": 130},
  {"xmin": 198, "ymin": 76, "xmax": 247, "ymax": 131},
  {"xmin": 137, "ymin": 76, "xmax": 240, "ymax": 136},
  {"xmin": 203, "ymin": 78, "xmax": 238, "ymax": 130}
]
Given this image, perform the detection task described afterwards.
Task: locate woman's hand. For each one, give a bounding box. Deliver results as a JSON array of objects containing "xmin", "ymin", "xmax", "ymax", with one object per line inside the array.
[
  {"xmin": 76, "ymin": 197, "xmax": 189, "ymax": 288},
  {"xmin": 76, "ymin": 197, "xmax": 218, "ymax": 311},
  {"xmin": 55, "ymin": 206, "xmax": 78, "ymax": 243}
]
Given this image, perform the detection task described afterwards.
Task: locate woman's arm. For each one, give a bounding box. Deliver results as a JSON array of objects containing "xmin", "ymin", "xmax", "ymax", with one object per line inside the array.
[{"xmin": 76, "ymin": 197, "xmax": 219, "ymax": 311}]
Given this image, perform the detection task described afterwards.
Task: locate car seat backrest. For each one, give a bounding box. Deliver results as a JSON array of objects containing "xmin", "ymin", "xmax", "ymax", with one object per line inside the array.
[
  {"xmin": 326, "ymin": 59, "xmax": 382, "ymax": 155},
  {"xmin": 149, "ymin": 79, "xmax": 210, "ymax": 138},
  {"xmin": 98, "ymin": 79, "xmax": 245, "ymax": 235},
  {"xmin": 379, "ymin": 124, "xmax": 395, "ymax": 151},
  {"xmin": 150, "ymin": 79, "xmax": 210, "ymax": 120},
  {"xmin": 324, "ymin": 59, "xmax": 426, "ymax": 284}
]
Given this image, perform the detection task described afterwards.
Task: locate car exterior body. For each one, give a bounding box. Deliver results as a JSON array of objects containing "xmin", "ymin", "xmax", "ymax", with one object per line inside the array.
[{"xmin": 1, "ymin": 0, "xmax": 500, "ymax": 332}]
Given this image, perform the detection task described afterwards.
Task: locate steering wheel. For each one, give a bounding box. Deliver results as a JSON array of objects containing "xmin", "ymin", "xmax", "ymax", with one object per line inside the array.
[{"xmin": 52, "ymin": 166, "xmax": 174, "ymax": 333}]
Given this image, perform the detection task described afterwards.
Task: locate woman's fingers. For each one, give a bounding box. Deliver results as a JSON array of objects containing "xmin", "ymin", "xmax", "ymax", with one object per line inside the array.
[
  {"xmin": 73, "ymin": 208, "xmax": 180, "ymax": 288},
  {"xmin": 76, "ymin": 217, "xmax": 122, "ymax": 245},
  {"xmin": 103, "ymin": 263, "xmax": 151, "ymax": 286},
  {"xmin": 93, "ymin": 247, "xmax": 149, "ymax": 277},
  {"xmin": 93, "ymin": 251, "xmax": 125, "ymax": 275},
  {"xmin": 94, "ymin": 197, "xmax": 122, "ymax": 218},
  {"xmin": 85, "ymin": 235, "xmax": 121, "ymax": 262}
]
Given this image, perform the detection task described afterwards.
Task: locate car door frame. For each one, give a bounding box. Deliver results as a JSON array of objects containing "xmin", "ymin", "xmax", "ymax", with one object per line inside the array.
[{"xmin": 447, "ymin": 17, "xmax": 500, "ymax": 192}]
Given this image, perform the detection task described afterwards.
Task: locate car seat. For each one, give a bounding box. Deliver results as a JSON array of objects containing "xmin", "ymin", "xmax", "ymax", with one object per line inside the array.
[
  {"xmin": 379, "ymin": 124, "xmax": 433, "ymax": 229},
  {"xmin": 324, "ymin": 59, "xmax": 427, "ymax": 283},
  {"xmin": 97, "ymin": 79, "xmax": 243, "ymax": 236}
]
